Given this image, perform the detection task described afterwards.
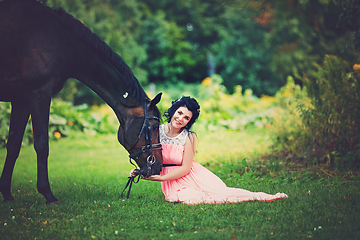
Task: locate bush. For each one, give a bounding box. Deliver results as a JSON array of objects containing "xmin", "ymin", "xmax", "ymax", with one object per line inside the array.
[
  {"xmin": 197, "ymin": 74, "xmax": 284, "ymax": 131},
  {"xmin": 0, "ymin": 99, "xmax": 118, "ymax": 147},
  {"xmin": 49, "ymin": 99, "xmax": 118, "ymax": 139},
  {"xmin": 300, "ymin": 55, "xmax": 360, "ymax": 169},
  {"xmin": 268, "ymin": 76, "xmax": 309, "ymax": 154}
]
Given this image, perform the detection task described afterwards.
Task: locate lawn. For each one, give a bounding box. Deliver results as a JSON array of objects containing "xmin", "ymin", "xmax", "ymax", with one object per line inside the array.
[{"xmin": 0, "ymin": 129, "xmax": 359, "ymax": 240}]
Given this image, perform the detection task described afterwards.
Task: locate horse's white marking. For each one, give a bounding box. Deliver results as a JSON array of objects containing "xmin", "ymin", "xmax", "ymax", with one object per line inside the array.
[{"xmin": 123, "ymin": 92, "xmax": 128, "ymax": 98}]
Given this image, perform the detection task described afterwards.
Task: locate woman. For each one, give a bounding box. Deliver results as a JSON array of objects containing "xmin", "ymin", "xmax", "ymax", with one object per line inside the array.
[{"xmin": 130, "ymin": 96, "xmax": 288, "ymax": 204}]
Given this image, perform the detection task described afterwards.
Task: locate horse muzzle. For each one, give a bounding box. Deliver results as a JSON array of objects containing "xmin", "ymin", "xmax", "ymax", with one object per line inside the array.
[{"xmin": 140, "ymin": 155, "xmax": 162, "ymax": 178}]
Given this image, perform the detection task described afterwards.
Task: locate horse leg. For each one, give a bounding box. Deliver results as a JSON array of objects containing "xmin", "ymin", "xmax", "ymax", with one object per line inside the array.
[
  {"xmin": 0, "ymin": 102, "xmax": 30, "ymax": 202},
  {"xmin": 30, "ymin": 93, "xmax": 59, "ymax": 205}
]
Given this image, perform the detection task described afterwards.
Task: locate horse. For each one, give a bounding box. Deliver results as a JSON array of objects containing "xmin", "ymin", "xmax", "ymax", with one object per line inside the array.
[{"xmin": 0, "ymin": 0, "xmax": 163, "ymax": 205}]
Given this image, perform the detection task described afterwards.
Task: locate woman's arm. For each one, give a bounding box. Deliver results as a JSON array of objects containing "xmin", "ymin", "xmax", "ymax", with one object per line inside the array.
[{"xmin": 146, "ymin": 132, "xmax": 197, "ymax": 182}]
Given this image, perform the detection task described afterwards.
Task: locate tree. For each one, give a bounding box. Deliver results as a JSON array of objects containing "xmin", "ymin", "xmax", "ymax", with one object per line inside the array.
[
  {"xmin": 212, "ymin": 6, "xmax": 282, "ymax": 95},
  {"xmin": 139, "ymin": 0, "xmax": 282, "ymax": 94},
  {"xmin": 261, "ymin": 0, "xmax": 359, "ymax": 81},
  {"xmin": 137, "ymin": 11, "xmax": 196, "ymax": 83}
]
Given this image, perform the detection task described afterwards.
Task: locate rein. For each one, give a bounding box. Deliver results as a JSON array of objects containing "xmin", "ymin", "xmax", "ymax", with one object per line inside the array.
[
  {"xmin": 121, "ymin": 101, "xmax": 162, "ymax": 199},
  {"xmin": 121, "ymin": 164, "xmax": 181, "ymax": 199},
  {"xmin": 121, "ymin": 170, "xmax": 140, "ymax": 199}
]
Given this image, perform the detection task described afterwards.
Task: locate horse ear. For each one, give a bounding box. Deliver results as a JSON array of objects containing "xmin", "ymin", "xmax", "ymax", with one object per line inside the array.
[{"xmin": 149, "ymin": 92, "xmax": 162, "ymax": 108}]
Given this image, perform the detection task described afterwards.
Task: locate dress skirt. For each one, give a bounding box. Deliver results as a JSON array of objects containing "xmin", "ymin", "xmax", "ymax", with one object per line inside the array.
[{"xmin": 160, "ymin": 143, "xmax": 288, "ymax": 205}]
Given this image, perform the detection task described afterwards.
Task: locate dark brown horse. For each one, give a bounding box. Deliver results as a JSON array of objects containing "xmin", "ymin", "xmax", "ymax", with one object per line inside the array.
[{"xmin": 0, "ymin": 0, "xmax": 163, "ymax": 204}]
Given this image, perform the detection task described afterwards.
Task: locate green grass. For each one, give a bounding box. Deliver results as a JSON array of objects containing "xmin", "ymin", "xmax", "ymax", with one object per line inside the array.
[{"xmin": 0, "ymin": 130, "xmax": 360, "ymax": 240}]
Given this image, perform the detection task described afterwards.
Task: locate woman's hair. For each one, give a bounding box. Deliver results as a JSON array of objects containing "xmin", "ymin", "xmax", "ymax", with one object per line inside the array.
[{"xmin": 164, "ymin": 96, "xmax": 200, "ymax": 130}]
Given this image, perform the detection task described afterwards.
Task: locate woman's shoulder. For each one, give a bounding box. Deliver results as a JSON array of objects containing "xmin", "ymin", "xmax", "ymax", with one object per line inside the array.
[
  {"xmin": 184, "ymin": 130, "xmax": 197, "ymax": 152},
  {"xmin": 185, "ymin": 130, "xmax": 197, "ymax": 142},
  {"xmin": 187, "ymin": 130, "xmax": 197, "ymax": 140}
]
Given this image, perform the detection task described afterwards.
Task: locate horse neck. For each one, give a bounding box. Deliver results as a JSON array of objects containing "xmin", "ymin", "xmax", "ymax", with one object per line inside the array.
[{"xmin": 71, "ymin": 44, "xmax": 145, "ymax": 125}]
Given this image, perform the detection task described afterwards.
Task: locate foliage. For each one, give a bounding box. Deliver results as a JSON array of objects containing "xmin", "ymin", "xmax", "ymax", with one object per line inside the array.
[
  {"xmin": 0, "ymin": 102, "xmax": 10, "ymax": 147},
  {"xmin": 332, "ymin": 0, "xmax": 360, "ymax": 52},
  {"xmin": 54, "ymin": 79, "xmax": 78, "ymax": 103},
  {"xmin": 196, "ymin": 75, "xmax": 288, "ymax": 132},
  {"xmin": 263, "ymin": 0, "xmax": 358, "ymax": 81},
  {"xmin": 137, "ymin": 11, "xmax": 196, "ymax": 83},
  {"xmin": 138, "ymin": 0, "xmax": 226, "ymax": 82},
  {"xmin": 49, "ymin": 99, "xmax": 118, "ymax": 139},
  {"xmin": 0, "ymin": 99, "xmax": 118, "ymax": 147},
  {"xmin": 299, "ymin": 55, "xmax": 360, "ymax": 169},
  {"xmin": 0, "ymin": 102, "xmax": 33, "ymax": 147},
  {"xmin": 41, "ymin": 0, "xmax": 286, "ymax": 104},
  {"xmin": 265, "ymin": 55, "xmax": 360, "ymax": 170},
  {"xmin": 26, "ymin": 0, "xmax": 360, "ymax": 106},
  {"xmin": 0, "ymin": 102, "xmax": 11, "ymax": 147},
  {"xmin": 267, "ymin": 76, "xmax": 310, "ymax": 154},
  {"xmin": 212, "ymin": 6, "xmax": 282, "ymax": 96},
  {"xmin": 149, "ymin": 74, "xmax": 272, "ymax": 130}
]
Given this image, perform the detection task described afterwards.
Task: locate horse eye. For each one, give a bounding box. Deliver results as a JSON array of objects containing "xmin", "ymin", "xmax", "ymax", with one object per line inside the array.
[{"xmin": 152, "ymin": 125, "xmax": 159, "ymax": 130}]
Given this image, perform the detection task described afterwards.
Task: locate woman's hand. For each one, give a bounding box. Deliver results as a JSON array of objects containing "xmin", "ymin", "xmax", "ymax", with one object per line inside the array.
[
  {"xmin": 129, "ymin": 169, "xmax": 139, "ymax": 177},
  {"xmin": 145, "ymin": 175, "xmax": 163, "ymax": 181}
]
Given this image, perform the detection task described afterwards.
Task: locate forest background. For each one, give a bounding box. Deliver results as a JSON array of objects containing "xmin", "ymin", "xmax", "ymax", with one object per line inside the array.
[
  {"xmin": 1, "ymin": 0, "xmax": 360, "ymax": 169},
  {"xmin": 46, "ymin": 0, "xmax": 359, "ymax": 101}
]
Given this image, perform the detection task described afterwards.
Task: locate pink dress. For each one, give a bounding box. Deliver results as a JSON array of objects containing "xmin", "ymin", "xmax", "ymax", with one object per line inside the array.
[{"xmin": 160, "ymin": 125, "xmax": 288, "ymax": 204}]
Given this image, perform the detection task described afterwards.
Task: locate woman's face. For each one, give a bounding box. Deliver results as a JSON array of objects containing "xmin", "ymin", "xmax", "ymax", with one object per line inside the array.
[{"xmin": 170, "ymin": 106, "xmax": 193, "ymax": 130}]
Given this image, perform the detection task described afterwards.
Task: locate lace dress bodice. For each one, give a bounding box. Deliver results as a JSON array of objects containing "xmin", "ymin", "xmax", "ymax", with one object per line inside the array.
[{"xmin": 160, "ymin": 124, "xmax": 188, "ymax": 146}]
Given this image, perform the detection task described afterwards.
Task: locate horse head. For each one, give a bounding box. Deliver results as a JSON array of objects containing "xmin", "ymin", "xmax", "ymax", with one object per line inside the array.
[{"xmin": 117, "ymin": 93, "xmax": 163, "ymax": 178}]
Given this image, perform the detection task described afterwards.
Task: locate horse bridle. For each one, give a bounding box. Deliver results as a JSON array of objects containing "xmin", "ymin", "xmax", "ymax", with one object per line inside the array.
[
  {"xmin": 121, "ymin": 101, "xmax": 162, "ymax": 198},
  {"xmin": 125, "ymin": 101, "xmax": 162, "ymax": 170}
]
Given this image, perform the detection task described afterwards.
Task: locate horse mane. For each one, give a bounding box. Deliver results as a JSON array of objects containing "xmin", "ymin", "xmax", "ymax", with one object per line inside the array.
[{"xmin": 53, "ymin": 7, "xmax": 149, "ymax": 104}]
